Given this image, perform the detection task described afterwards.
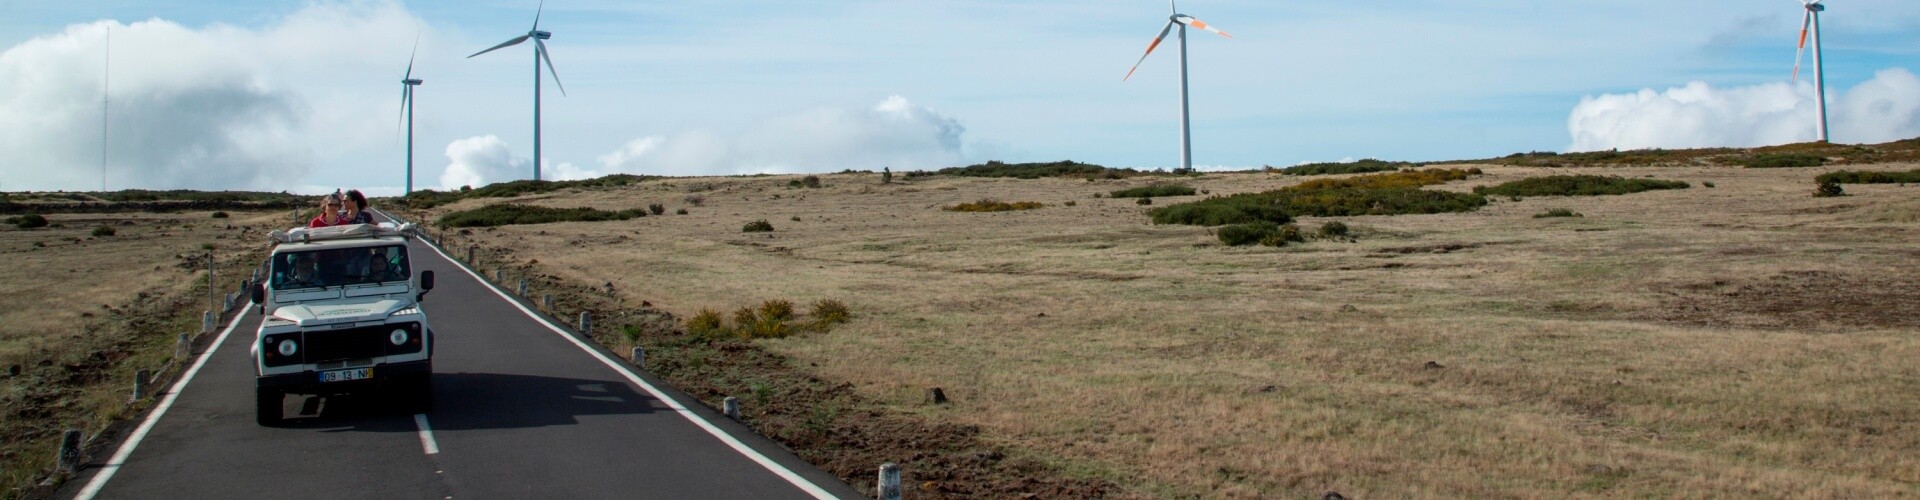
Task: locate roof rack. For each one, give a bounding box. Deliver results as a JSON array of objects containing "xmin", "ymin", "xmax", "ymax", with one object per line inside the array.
[{"xmin": 268, "ymin": 223, "xmax": 415, "ymax": 244}]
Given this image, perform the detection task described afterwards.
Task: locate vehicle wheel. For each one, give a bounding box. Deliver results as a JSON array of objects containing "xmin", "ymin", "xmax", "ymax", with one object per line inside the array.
[
  {"xmin": 255, "ymin": 386, "xmax": 284, "ymax": 426},
  {"xmin": 413, "ymin": 374, "xmax": 434, "ymax": 413}
]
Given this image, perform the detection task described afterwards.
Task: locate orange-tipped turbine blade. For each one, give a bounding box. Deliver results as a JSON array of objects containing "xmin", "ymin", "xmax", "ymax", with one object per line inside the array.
[
  {"xmin": 1125, "ymin": 21, "xmax": 1176, "ymax": 81},
  {"xmin": 1176, "ymin": 15, "xmax": 1232, "ymax": 38},
  {"xmin": 1793, "ymin": 11, "xmax": 1810, "ymax": 82}
]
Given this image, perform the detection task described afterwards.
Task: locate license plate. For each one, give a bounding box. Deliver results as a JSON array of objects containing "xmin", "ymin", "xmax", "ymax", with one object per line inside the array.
[{"xmin": 318, "ymin": 368, "xmax": 372, "ymax": 383}]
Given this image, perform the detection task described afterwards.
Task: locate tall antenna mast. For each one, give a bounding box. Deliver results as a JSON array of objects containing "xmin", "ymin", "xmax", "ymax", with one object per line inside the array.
[{"xmin": 102, "ymin": 25, "xmax": 111, "ymax": 192}]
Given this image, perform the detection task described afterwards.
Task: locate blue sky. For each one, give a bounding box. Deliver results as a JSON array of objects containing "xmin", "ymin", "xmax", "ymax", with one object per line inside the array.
[{"xmin": 3, "ymin": 1, "xmax": 1917, "ymax": 194}]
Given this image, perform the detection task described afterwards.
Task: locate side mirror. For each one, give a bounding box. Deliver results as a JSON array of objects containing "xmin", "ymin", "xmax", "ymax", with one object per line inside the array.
[
  {"xmin": 420, "ymin": 270, "xmax": 435, "ymax": 291},
  {"xmin": 250, "ymin": 282, "xmax": 265, "ymax": 305}
]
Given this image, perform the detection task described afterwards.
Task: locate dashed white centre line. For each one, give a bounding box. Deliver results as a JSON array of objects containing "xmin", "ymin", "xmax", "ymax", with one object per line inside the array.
[{"xmin": 413, "ymin": 414, "xmax": 440, "ymax": 455}]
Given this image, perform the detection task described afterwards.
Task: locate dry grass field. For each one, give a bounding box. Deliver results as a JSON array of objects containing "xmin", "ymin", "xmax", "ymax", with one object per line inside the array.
[
  {"xmin": 412, "ymin": 161, "xmax": 1920, "ymax": 497},
  {"xmin": 0, "ymin": 210, "xmax": 274, "ymax": 496}
]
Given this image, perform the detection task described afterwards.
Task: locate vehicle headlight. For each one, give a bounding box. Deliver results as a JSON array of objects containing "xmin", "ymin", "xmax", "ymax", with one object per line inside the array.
[
  {"xmin": 390, "ymin": 329, "xmax": 409, "ymax": 346},
  {"xmin": 276, "ymin": 339, "xmax": 299, "ymax": 357}
]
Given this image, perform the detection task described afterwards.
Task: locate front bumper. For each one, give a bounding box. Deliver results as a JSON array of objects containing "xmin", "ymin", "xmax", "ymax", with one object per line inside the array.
[{"xmin": 256, "ymin": 359, "xmax": 431, "ymax": 394}]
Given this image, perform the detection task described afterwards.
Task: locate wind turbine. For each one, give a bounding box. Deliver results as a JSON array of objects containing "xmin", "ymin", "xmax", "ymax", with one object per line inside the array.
[
  {"xmin": 469, "ymin": 0, "xmax": 566, "ymax": 181},
  {"xmin": 400, "ymin": 39, "xmax": 423, "ymax": 195},
  {"xmin": 1124, "ymin": 0, "xmax": 1231, "ymax": 175},
  {"xmin": 1792, "ymin": 0, "xmax": 1829, "ymax": 143}
]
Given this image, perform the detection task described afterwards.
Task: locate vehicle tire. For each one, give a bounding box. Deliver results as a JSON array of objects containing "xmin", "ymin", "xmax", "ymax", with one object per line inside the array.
[
  {"xmin": 413, "ymin": 373, "xmax": 434, "ymax": 413},
  {"xmin": 391, "ymin": 371, "xmax": 432, "ymax": 414},
  {"xmin": 256, "ymin": 386, "xmax": 284, "ymax": 426}
]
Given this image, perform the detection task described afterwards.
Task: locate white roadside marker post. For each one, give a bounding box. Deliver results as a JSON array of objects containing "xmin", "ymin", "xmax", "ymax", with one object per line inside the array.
[
  {"xmin": 723, "ymin": 396, "xmax": 740, "ymax": 419},
  {"xmin": 878, "ymin": 463, "xmax": 902, "ymax": 500}
]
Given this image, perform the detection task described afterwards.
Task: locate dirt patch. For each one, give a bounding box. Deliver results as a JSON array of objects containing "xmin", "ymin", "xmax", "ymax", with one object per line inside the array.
[
  {"xmin": 457, "ymin": 240, "xmax": 1116, "ymax": 498},
  {"xmin": 1374, "ymin": 242, "xmax": 1482, "ymax": 255},
  {"xmin": 1656, "ymin": 271, "xmax": 1920, "ymax": 331}
]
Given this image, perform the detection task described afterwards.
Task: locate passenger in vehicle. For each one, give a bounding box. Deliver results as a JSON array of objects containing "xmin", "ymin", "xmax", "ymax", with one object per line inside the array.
[
  {"xmin": 343, "ymin": 189, "xmax": 374, "ymax": 225},
  {"xmin": 288, "ymin": 254, "xmax": 320, "ymax": 286},
  {"xmin": 308, "ymin": 193, "xmax": 346, "ymax": 228}
]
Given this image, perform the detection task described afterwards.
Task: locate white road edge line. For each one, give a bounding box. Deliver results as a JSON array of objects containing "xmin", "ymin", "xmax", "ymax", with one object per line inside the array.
[
  {"xmin": 75, "ymin": 304, "xmax": 251, "ymax": 500},
  {"xmin": 413, "ymin": 414, "xmax": 440, "ymax": 455},
  {"xmin": 415, "ymin": 232, "xmax": 839, "ymax": 499}
]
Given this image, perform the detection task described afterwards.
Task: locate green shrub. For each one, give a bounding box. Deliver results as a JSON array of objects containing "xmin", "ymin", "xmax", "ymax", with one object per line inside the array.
[
  {"xmin": 1702, "ymin": 182, "xmax": 1716, "ymax": 188},
  {"xmin": 12, "ymin": 214, "xmax": 48, "ymax": 229},
  {"xmin": 1149, "ymin": 194, "xmax": 1292, "ymax": 226},
  {"xmin": 743, "ymin": 219, "xmax": 775, "ymax": 232},
  {"xmin": 436, "ymin": 204, "xmax": 646, "ymax": 228},
  {"xmin": 1136, "ymin": 197, "xmax": 1152, "ymax": 205},
  {"xmin": 1287, "ymin": 168, "xmax": 1477, "ymax": 191},
  {"xmin": 648, "ymin": 203, "xmax": 665, "ymax": 215},
  {"xmin": 1318, "ymin": 221, "xmax": 1350, "ymax": 238},
  {"xmin": 1814, "ymin": 180, "xmax": 1846, "ymax": 197},
  {"xmin": 788, "ymin": 175, "xmax": 822, "ymax": 188},
  {"xmin": 1816, "ymin": 169, "xmax": 1920, "ymax": 184},
  {"xmin": 946, "ymin": 199, "xmax": 1044, "ymax": 212},
  {"xmin": 934, "ymin": 160, "xmax": 1134, "ymax": 179},
  {"xmin": 759, "ymin": 299, "xmax": 795, "ymax": 321},
  {"xmin": 732, "ymin": 307, "xmax": 759, "ymax": 332},
  {"xmin": 810, "ymin": 299, "xmax": 850, "ymax": 326},
  {"xmin": 620, "ymin": 324, "xmax": 643, "ymax": 342},
  {"xmin": 91, "ymin": 225, "xmax": 115, "ymax": 237},
  {"xmin": 1064, "ymin": 200, "xmax": 1077, "ymax": 207},
  {"xmin": 687, "ymin": 308, "xmax": 725, "ymax": 336},
  {"xmin": 1742, "ymin": 153, "xmax": 1825, "ymax": 169},
  {"xmin": 676, "ymin": 208, "xmax": 688, "ymax": 215},
  {"xmin": 1218, "ymin": 221, "xmax": 1279, "ymax": 246},
  {"xmin": 1474, "ymin": 175, "xmax": 1688, "ymax": 197},
  {"xmin": 1279, "ymin": 159, "xmax": 1411, "ymax": 176},
  {"xmin": 746, "ymin": 317, "xmax": 791, "ymax": 338},
  {"xmin": 211, "ymin": 211, "xmax": 230, "ymax": 218},
  {"xmin": 402, "ymin": 174, "xmax": 659, "ymax": 208},
  {"xmin": 1262, "ymin": 224, "xmax": 1305, "ymax": 247},
  {"xmin": 1269, "ymin": 187, "xmax": 1487, "ymax": 217},
  {"xmin": 1109, "ymin": 183, "xmax": 1197, "ymax": 198},
  {"xmin": 1534, "ymin": 208, "xmax": 1583, "ymax": 218}
]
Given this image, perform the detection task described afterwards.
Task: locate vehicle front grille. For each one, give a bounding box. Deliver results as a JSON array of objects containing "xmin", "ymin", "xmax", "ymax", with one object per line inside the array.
[{"xmin": 303, "ymin": 322, "xmax": 423, "ymax": 363}]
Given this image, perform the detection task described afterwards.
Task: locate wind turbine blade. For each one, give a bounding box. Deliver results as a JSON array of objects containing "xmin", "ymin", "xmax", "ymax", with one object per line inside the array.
[
  {"xmin": 1169, "ymin": 0, "xmax": 1177, "ymax": 14},
  {"xmin": 537, "ymin": 39, "xmax": 565, "ymax": 96},
  {"xmin": 1124, "ymin": 21, "xmax": 1176, "ymax": 81},
  {"xmin": 398, "ymin": 86, "xmax": 410, "ymax": 133},
  {"xmin": 532, "ymin": 0, "xmax": 545, "ymax": 31},
  {"xmin": 469, "ymin": 35, "xmax": 530, "ymax": 58},
  {"xmin": 1793, "ymin": 10, "xmax": 1810, "ymax": 82},
  {"xmin": 1175, "ymin": 15, "xmax": 1232, "ymax": 38},
  {"xmin": 405, "ymin": 35, "xmax": 418, "ymax": 80}
]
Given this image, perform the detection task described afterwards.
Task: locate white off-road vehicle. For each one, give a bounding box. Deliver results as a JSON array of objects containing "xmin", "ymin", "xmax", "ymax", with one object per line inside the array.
[{"xmin": 248, "ymin": 223, "xmax": 436, "ymax": 426}]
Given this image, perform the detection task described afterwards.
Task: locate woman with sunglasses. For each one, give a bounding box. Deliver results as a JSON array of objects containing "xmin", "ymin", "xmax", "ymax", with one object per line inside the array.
[{"xmin": 308, "ymin": 193, "xmax": 348, "ymax": 228}]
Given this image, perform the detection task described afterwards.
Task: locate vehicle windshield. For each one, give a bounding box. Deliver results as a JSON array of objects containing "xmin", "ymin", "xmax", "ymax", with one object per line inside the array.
[{"xmin": 271, "ymin": 244, "xmax": 410, "ymax": 290}]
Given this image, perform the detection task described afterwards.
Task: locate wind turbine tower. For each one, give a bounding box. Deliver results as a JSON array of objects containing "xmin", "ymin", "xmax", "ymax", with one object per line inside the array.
[
  {"xmin": 470, "ymin": 1, "xmax": 566, "ymax": 181},
  {"xmin": 1793, "ymin": 0, "xmax": 1830, "ymax": 143},
  {"xmin": 1125, "ymin": 0, "xmax": 1232, "ymax": 174},
  {"xmin": 400, "ymin": 42, "xmax": 423, "ymax": 195}
]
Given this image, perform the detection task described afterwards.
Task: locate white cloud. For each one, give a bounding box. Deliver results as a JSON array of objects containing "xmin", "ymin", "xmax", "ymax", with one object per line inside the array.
[
  {"xmin": 0, "ymin": 3, "xmax": 426, "ymax": 192},
  {"xmin": 439, "ymin": 135, "xmax": 529, "ymax": 190},
  {"xmin": 1567, "ymin": 68, "xmax": 1920, "ymax": 151},
  {"xmin": 592, "ymin": 95, "xmax": 969, "ymax": 177}
]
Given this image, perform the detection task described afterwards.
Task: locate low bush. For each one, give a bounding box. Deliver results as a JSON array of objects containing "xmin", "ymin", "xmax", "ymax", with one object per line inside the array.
[
  {"xmin": 788, "ymin": 176, "xmax": 823, "ymax": 189},
  {"xmin": 1702, "ymin": 182, "xmax": 1716, "ymax": 188},
  {"xmin": 648, "ymin": 203, "xmax": 665, "ymax": 215},
  {"xmin": 1109, "ymin": 184, "xmax": 1196, "ymax": 198},
  {"xmin": 1149, "ymin": 194, "xmax": 1293, "ymax": 226},
  {"xmin": 934, "ymin": 160, "xmax": 1135, "ymax": 179},
  {"xmin": 1288, "ymin": 168, "xmax": 1478, "ymax": 191},
  {"xmin": 687, "ymin": 308, "xmax": 725, "ymax": 337},
  {"xmin": 1218, "ymin": 221, "xmax": 1279, "ymax": 246},
  {"xmin": 1534, "ymin": 208, "xmax": 1583, "ymax": 218},
  {"xmin": 91, "ymin": 225, "xmax": 115, "ymax": 237},
  {"xmin": 1816, "ymin": 169, "xmax": 1920, "ymax": 184},
  {"xmin": 1264, "ymin": 224, "xmax": 1305, "ymax": 246},
  {"xmin": 1742, "ymin": 153, "xmax": 1825, "ymax": 169},
  {"xmin": 435, "ymin": 204, "xmax": 646, "ymax": 228},
  {"xmin": 1064, "ymin": 200, "xmax": 1077, "ymax": 207},
  {"xmin": 1269, "ymin": 187, "xmax": 1487, "ymax": 217},
  {"xmin": 1136, "ymin": 197, "xmax": 1152, "ymax": 205},
  {"xmin": 946, "ymin": 199, "xmax": 1045, "ymax": 212},
  {"xmin": 400, "ymin": 173, "xmax": 659, "ymax": 208},
  {"xmin": 1474, "ymin": 175, "xmax": 1688, "ymax": 197},
  {"xmin": 211, "ymin": 211, "xmax": 230, "ymax": 218},
  {"xmin": 759, "ymin": 299, "xmax": 795, "ymax": 321},
  {"xmin": 1814, "ymin": 180, "xmax": 1846, "ymax": 197},
  {"xmin": 810, "ymin": 299, "xmax": 850, "ymax": 326},
  {"xmin": 743, "ymin": 219, "xmax": 774, "ymax": 232},
  {"xmin": 1318, "ymin": 221, "xmax": 1350, "ymax": 238},
  {"xmin": 675, "ymin": 208, "xmax": 689, "ymax": 215},
  {"xmin": 684, "ymin": 194, "xmax": 706, "ymax": 207},
  {"xmin": 1279, "ymin": 159, "xmax": 1412, "ymax": 176},
  {"xmin": 11, "ymin": 214, "xmax": 48, "ymax": 229}
]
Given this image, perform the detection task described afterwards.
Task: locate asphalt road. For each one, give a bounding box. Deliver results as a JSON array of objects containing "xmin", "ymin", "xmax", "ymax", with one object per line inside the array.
[{"xmin": 58, "ymin": 228, "xmax": 861, "ymax": 499}]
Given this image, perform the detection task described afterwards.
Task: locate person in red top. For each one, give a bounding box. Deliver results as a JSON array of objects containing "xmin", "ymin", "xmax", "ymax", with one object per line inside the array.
[{"xmin": 308, "ymin": 193, "xmax": 346, "ymax": 228}]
